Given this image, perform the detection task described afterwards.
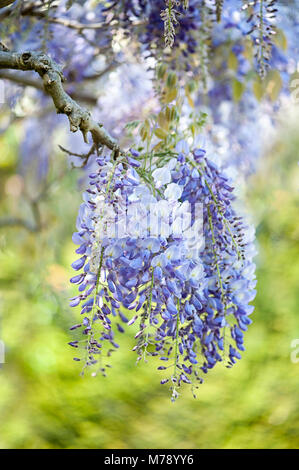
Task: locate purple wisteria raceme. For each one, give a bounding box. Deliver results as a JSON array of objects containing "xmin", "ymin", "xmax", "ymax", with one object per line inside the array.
[{"xmin": 69, "ymin": 142, "xmax": 256, "ymax": 400}]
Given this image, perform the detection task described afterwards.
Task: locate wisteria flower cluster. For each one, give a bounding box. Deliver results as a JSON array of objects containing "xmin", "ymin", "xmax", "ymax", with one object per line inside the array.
[
  {"xmin": 69, "ymin": 141, "xmax": 257, "ymax": 399},
  {"xmin": 102, "ymin": 0, "xmax": 280, "ymax": 79}
]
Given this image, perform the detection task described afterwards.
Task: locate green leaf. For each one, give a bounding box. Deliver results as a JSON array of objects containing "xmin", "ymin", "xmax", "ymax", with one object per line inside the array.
[
  {"xmin": 274, "ymin": 28, "xmax": 288, "ymax": 51},
  {"xmin": 266, "ymin": 70, "xmax": 283, "ymax": 102},
  {"xmin": 232, "ymin": 79, "xmax": 245, "ymax": 102},
  {"xmin": 125, "ymin": 120, "xmax": 141, "ymax": 130},
  {"xmin": 253, "ymin": 79, "xmax": 265, "ymax": 101},
  {"xmin": 157, "ymin": 112, "xmax": 169, "ymax": 130},
  {"xmin": 154, "ymin": 128, "xmax": 168, "ymax": 140},
  {"xmin": 228, "ymin": 52, "xmax": 238, "ymax": 71},
  {"xmin": 156, "ymin": 64, "xmax": 167, "ymax": 80},
  {"xmin": 139, "ymin": 120, "xmax": 150, "ymax": 141},
  {"xmin": 243, "ymin": 39, "xmax": 254, "ymax": 61},
  {"xmin": 166, "ymin": 72, "xmax": 178, "ymax": 89},
  {"xmin": 163, "ymin": 88, "xmax": 178, "ymax": 104}
]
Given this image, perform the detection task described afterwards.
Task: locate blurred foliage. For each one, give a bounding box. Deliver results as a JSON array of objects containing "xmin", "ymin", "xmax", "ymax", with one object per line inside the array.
[{"xmin": 0, "ymin": 112, "xmax": 299, "ymax": 449}]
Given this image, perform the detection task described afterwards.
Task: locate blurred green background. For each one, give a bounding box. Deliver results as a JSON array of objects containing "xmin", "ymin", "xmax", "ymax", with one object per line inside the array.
[{"xmin": 0, "ymin": 111, "xmax": 299, "ymax": 449}]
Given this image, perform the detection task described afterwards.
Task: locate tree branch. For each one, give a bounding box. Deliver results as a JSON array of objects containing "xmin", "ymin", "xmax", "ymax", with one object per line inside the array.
[
  {"xmin": 0, "ymin": 216, "xmax": 38, "ymax": 232},
  {"xmin": 0, "ymin": 70, "xmax": 98, "ymax": 105},
  {"xmin": 58, "ymin": 143, "xmax": 100, "ymax": 168},
  {"xmin": 0, "ymin": 0, "xmax": 15, "ymax": 8},
  {"xmin": 0, "ymin": 165, "xmax": 72, "ymax": 233},
  {"xmin": 24, "ymin": 10, "xmax": 109, "ymax": 31},
  {"xmin": 0, "ymin": 50, "xmax": 120, "ymax": 156}
]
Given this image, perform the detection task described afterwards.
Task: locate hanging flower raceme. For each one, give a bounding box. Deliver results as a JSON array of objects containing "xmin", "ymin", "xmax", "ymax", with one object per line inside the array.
[
  {"xmin": 242, "ymin": 0, "xmax": 277, "ymax": 78},
  {"xmin": 167, "ymin": 142, "xmax": 257, "ymax": 394},
  {"xmin": 102, "ymin": 0, "xmax": 209, "ymax": 74},
  {"xmin": 69, "ymin": 142, "xmax": 256, "ymax": 400}
]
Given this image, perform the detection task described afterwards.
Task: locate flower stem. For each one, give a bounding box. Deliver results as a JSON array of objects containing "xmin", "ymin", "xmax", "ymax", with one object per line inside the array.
[{"xmin": 173, "ymin": 298, "xmax": 180, "ymax": 379}]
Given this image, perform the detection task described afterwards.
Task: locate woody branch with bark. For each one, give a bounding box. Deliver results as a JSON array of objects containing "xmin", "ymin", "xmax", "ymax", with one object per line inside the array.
[{"xmin": 0, "ymin": 50, "xmax": 120, "ymax": 157}]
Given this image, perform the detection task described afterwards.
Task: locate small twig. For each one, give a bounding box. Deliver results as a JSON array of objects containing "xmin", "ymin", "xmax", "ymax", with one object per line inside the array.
[{"xmin": 59, "ymin": 143, "xmax": 100, "ymax": 168}]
